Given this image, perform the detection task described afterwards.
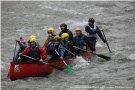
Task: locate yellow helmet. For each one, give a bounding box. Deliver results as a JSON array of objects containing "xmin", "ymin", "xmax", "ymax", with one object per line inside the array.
[
  {"xmin": 54, "ymin": 35, "xmax": 61, "ymax": 42},
  {"xmin": 61, "ymin": 33, "xmax": 69, "ymax": 40},
  {"xmin": 54, "ymin": 35, "xmax": 60, "ymax": 39},
  {"xmin": 29, "ymin": 35, "xmax": 37, "ymax": 41},
  {"xmin": 47, "ymin": 27, "xmax": 55, "ymax": 35},
  {"xmin": 30, "ymin": 38, "xmax": 37, "ymax": 42},
  {"xmin": 75, "ymin": 28, "xmax": 82, "ymax": 32}
]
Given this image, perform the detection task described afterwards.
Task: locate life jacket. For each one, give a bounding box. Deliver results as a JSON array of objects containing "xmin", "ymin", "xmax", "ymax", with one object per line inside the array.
[
  {"xmin": 29, "ymin": 46, "xmax": 40, "ymax": 60},
  {"xmin": 61, "ymin": 40, "xmax": 69, "ymax": 50},
  {"xmin": 61, "ymin": 40, "xmax": 69, "ymax": 54},
  {"xmin": 75, "ymin": 35, "xmax": 85, "ymax": 49},
  {"xmin": 47, "ymin": 35, "xmax": 55, "ymax": 43},
  {"xmin": 86, "ymin": 24, "xmax": 97, "ymax": 37}
]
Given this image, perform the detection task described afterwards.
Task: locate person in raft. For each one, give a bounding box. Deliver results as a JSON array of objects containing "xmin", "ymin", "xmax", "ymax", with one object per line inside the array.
[
  {"xmin": 46, "ymin": 35, "xmax": 64, "ymax": 60},
  {"xmin": 42, "ymin": 27, "xmax": 56, "ymax": 51},
  {"xmin": 60, "ymin": 33, "xmax": 74, "ymax": 56},
  {"xmin": 59, "ymin": 23, "xmax": 73, "ymax": 42},
  {"xmin": 19, "ymin": 38, "xmax": 47, "ymax": 63},
  {"xmin": 85, "ymin": 18, "xmax": 106, "ymax": 47},
  {"xmin": 72, "ymin": 28, "xmax": 96, "ymax": 55},
  {"xmin": 14, "ymin": 37, "xmax": 27, "ymax": 62},
  {"xmin": 16, "ymin": 35, "xmax": 40, "ymax": 50}
]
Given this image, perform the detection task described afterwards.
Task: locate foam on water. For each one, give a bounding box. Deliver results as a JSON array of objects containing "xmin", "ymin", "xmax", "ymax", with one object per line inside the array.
[
  {"xmin": 73, "ymin": 56, "xmax": 90, "ymax": 70},
  {"xmin": 128, "ymin": 54, "xmax": 135, "ymax": 61},
  {"xmin": 96, "ymin": 43, "xmax": 103, "ymax": 47},
  {"xmin": 1, "ymin": 1, "xmax": 135, "ymax": 89}
]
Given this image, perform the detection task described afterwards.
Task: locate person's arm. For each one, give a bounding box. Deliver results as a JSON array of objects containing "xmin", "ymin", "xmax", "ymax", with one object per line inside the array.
[
  {"xmin": 85, "ymin": 26, "xmax": 97, "ymax": 34},
  {"xmin": 18, "ymin": 41, "xmax": 27, "ymax": 49},
  {"xmin": 21, "ymin": 46, "xmax": 30, "ymax": 55},
  {"xmin": 71, "ymin": 37, "xmax": 76, "ymax": 46},
  {"xmin": 42, "ymin": 38, "xmax": 48, "ymax": 50},
  {"xmin": 84, "ymin": 36, "xmax": 96, "ymax": 51},
  {"xmin": 59, "ymin": 32, "xmax": 62, "ymax": 37},
  {"xmin": 96, "ymin": 26, "xmax": 106, "ymax": 43},
  {"xmin": 38, "ymin": 47, "xmax": 47, "ymax": 60},
  {"xmin": 60, "ymin": 49, "xmax": 64, "ymax": 57},
  {"xmin": 68, "ymin": 30, "xmax": 73, "ymax": 41}
]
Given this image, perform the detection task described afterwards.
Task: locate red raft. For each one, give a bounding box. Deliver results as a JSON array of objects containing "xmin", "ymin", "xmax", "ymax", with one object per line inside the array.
[
  {"xmin": 8, "ymin": 59, "xmax": 69, "ymax": 81},
  {"xmin": 8, "ymin": 52, "xmax": 95, "ymax": 81}
]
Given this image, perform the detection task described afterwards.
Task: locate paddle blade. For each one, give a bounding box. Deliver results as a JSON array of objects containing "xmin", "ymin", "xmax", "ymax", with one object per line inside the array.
[
  {"xmin": 48, "ymin": 64, "xmax": 64, "ymax": 71},
  {"xmin": 96, "ymin": 54, "xmax": 111, "ymax": 60},
  {"xmin": 65, "ymin": 65, "xmax": 75, "ymax": 73}
]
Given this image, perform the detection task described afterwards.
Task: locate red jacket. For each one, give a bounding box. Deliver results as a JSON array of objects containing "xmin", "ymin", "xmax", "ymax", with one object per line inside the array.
[{"xmin": 21, "ymin": 46, "xmax": 47, "ymax": 60}]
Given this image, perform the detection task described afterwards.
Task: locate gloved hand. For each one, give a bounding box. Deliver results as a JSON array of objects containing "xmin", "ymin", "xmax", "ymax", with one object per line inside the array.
[
  {"xmin": 104, "ymin": 40, "xmax": 107, "ymax": 43},
  {"xmin": 73, "ymin": 46, "xmax": 77, "ymax": 49},
  {"xmin": 100, "ymin": 29, "xmax": 104, "ymax": 32},
  {"xmin": 19, "ymin": 53, "xmax": 22, "ymax": 56},
  {"xmin": 39, "ymin": 59, "xmax": 44, "ymax": 63},
  {"xmin": 60, "ymin": 56, "xmax": 63, "ymax": 60},
  {"xmin": 16, "ymin": 40, "xmax": 20, "ymax": 42}
]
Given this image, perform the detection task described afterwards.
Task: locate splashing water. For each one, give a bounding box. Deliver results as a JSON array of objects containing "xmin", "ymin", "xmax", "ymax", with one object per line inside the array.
[
  {"xmin": 72, "ymin": 56, "xmax": 90, "ymax": 70},
  {"xmin": 128, "ymin": 54, "xmax": 135, "ymax": 61}
]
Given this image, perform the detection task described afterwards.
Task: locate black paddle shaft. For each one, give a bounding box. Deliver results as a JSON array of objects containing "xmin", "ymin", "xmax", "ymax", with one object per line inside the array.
[
  {"xmin": 102, "ymin": 30, "xmax": 111, "ymax": 53},
  {"xmin": 13, "ymin": 41, "xmax": 17, "ymax": 61}
]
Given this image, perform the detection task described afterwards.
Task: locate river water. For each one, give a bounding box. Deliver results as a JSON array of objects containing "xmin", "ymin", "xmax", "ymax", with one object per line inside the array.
[{"xmin": 1, "ymin": 1, "xmax": 135, "ymax": 90}]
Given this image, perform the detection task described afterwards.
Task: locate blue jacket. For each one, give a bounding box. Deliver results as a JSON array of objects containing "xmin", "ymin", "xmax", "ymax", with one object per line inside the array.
[{"xmin": 47, "ymin": 44, "xmax": 64, "ymax": 57}]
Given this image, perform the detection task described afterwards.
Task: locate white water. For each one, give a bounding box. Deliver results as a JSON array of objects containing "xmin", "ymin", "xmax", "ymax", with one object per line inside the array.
[{"xmin": 1, "ymin": 1, "xmax": 135, "ymax": 90}]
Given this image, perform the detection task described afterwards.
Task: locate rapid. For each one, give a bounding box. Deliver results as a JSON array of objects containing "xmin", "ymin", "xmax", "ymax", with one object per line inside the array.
[{"xmin": 1, "ymin": 1, "xmax": 135, "ymax": 90}]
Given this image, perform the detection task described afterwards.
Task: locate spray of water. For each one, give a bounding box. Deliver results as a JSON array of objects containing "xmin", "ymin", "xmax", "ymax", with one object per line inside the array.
[{"xmin": 72, "ymin": 56, "xmax": 90, "ymax": 70}]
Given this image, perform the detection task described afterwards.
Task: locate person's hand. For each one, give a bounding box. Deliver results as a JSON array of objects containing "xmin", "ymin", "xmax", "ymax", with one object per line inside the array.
[
  {"xmin": 104, "ymin": 40, "xmax": 107, "ymax": 43},
  {"xmin": 92, "ymin": 51, "xmax": 96, "ymax": 55},
  {"xmin": 39, "ymin": 59, "xmax": 44, "ymax": 63},
  {"xmin": 48, "ymin": 33, "xmax": 52, "ymax": 37},
  {"xmin": 16, "ymin": 40, "xmax": 20, "ymax": 42},
  {"xmin": 19, "ymin": 53, "xmax": 22, "ymax": 56},
  {"xmin": 60, "ymin": 56, "xmax": 63, "ymax": 60},
  {"xmin": 73, "ymin": 46, "xmax": 77, "ymax": 49},
  {"xmin": 48, "ymin": 42, "xmax": 52, "ymax": 45},
  {"xmin": 100, "ymin": 29, "xmax": 104, "ymax": 32}
]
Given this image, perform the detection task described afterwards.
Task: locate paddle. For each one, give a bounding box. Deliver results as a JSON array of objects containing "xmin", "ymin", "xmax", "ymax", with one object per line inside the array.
[
  {"xmin": 74, "ymin": 47, "xmax": 111, "ymax": 60},
  {"xmin": 13, "ymin": 41, "xmax": 17, "ymax": 61},
  {"xmin": 21, "ymin": 54, "xmax": 64, "ymax": 71},
  {"xmin": 60, "ymin": 45, "xmax": 76, "ymax": 56},
  {"xmin": 100, "ymin": 28, "xmax": 111, "ymax": 53},
  {"xmin": 55, "ymin": 50, "xmax": 75, "ymax": 72}
]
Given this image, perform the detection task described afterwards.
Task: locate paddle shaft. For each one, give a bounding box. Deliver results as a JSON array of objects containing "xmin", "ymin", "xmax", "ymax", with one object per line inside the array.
[
  {"xmin": 102, "ymin": 30, "xmax": 111, "ymax": 53},
  {"xmin": 21, "ymin": 54, "xmax": 36, "ymax": 60},
  {"xmin": 21, "ymin": 54, "xmax": 64, "ymax": 70},
  {"xmin": 60, "ymin": 45, "xmax": 75, "ymax": 56},
  {"xmin": 13, "ymin": 41, "xmax": 17, "ymax": 61},
  {"xmin": 75, "ymin": 47, "xmax": 110, "ymax": 60},
  {"xmin": 55, "ymin": 49, "xmax": 75, "ymax": 72},
  {"xmin": 75, "ymin": 47, "xmax": 90, "ymax": 52},
  {"xmin": 54, "ymin": 50, "xmax": 67, "ymax": 65}
]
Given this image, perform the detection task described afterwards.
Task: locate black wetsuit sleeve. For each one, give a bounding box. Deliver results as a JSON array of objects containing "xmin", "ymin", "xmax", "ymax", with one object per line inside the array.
[
  {"xmin": 85, "ymin": 26, "xmax": 97, "ymax": 34},
  {"xmin": 59, "ymin": 32, "xmax": 62, "ymax": 37},
  {"xmin": 84, "ymin": 36, "xmax": 96, "ymax": 51},
  {"xmin": 71, "ymin": 37, "xmax": 76, "ymax": 46},
  {"xmin": 68, "ymin": 30, "xmax": 73, "ymax": 41},
  {"xmin": 96, "ymin": 26, "xmax": 106, "ymax": 43}
]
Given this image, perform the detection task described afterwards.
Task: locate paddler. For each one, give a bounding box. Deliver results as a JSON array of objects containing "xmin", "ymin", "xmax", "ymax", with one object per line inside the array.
[
  {"xmin": 17, "ymin": 35, "xmax": 40, "ymax": 50},
  {"xmin": 42, "ymin": 27, "xmax": 56, "ymax": 50},
  {"xmin": 46, "ymin": 35, "xmax": 64, "ymax": 60},
  {"xmin": 60, "ymin": 33, "xmax": 74, "ymax": 56},
  {"xmin": 59, "ymin": 23, "xmax": 73, "ymax": 42},
  {"xmin": 14, "ymin": 37, "xmax": 26, "ymax": 62},
  {"xmin": 19, "ymin": 37, "xmax": 47, "ymax": 63},
  {"xmin": 85, "ymin": 18, "xmax": 106, "ymax": 47},
  {"xmin": 72, "ymin": 28, "xmax": 96, "ymax": 55}
]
